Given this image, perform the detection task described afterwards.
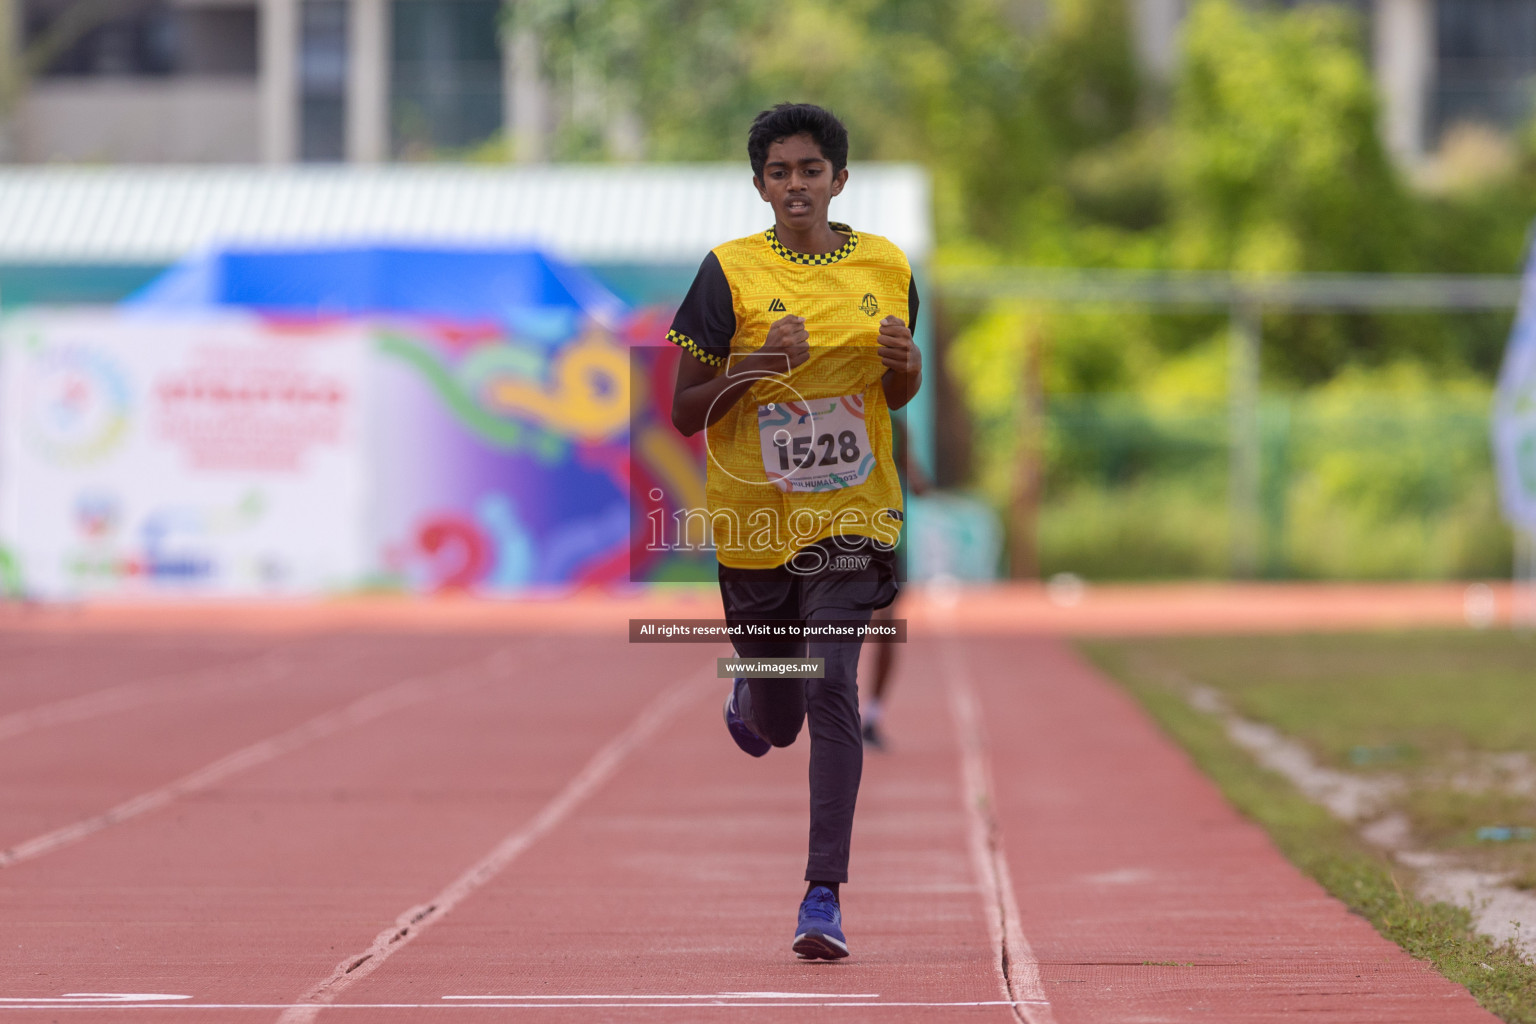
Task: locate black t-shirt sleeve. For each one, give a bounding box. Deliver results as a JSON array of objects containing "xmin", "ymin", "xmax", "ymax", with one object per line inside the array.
[
  {"xmin": 908, "ymin": 273, "xmax": 920, "ymax": 332},
  {"xmin": 667, "ymin": 251, "xmax": 736, "ymax": 367}
]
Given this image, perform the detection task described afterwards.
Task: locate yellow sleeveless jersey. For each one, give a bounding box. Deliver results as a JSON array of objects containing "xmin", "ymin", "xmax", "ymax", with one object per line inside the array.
[{"xmin": 667, "ymin": 223, "xmax": 918, "ymax": 570}]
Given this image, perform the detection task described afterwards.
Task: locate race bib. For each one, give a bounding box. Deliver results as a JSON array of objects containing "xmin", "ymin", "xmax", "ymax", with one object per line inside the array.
[{"xmin": 758, "ymin": 394, "xmax": 876, "ymax": 492}]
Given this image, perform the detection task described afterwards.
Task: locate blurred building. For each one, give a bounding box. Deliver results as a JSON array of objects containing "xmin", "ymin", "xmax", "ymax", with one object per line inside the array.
[
  {"xmin": 1137, "ymin": 0, "xmax": 1534, "ymax": 162},
  {"xmin": 7, "ymin": 0, "xmax": 1530, "ymax": 166},
  {"xmin": 5, "ymin": 0, "xmax": 506, "ymax": 163}
]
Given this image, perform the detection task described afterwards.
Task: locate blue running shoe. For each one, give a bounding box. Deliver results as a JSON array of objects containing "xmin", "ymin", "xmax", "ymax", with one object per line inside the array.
[
  {"xmin": 723, "ymin": 680, "xmax": 770, "ymax": 758},
  {"xmin": 793, "ymin": 886, "xmax": 849, "ymax": 960}
]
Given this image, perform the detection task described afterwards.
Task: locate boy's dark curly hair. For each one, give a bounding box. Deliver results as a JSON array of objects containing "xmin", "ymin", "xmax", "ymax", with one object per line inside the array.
[{"xmin": 747, "ymin": 103, "xmax": 849, "ymax": 180}]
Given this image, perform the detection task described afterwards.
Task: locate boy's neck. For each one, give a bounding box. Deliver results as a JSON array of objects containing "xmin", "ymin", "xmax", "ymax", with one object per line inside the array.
[{"xmin": 773, "ymin": 219, "xmax": 847, "ymax": 256}]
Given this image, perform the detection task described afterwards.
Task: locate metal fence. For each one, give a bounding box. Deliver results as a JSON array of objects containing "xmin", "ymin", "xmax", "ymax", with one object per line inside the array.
[{"xmin": 934, "ymin": 268, "xmax": 1521, "ymax": 580}]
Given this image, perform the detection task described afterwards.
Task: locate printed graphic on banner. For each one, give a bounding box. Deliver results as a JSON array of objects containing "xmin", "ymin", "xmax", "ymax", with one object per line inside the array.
[
  {"xmin": 758, "ymin": 394, "xmax": 874, "ymax": 493},
  {"xmin": 369, "ymin": 318, "xmax": 638, "ymax": 593},
  {"xmin": 154, "ymin": 346, "xmax": 348, "ymax": 471},
  {"xmin": 625, "ymin": 331, "xmax": 716, "ymax": 584},
  {"xmin": 24, "ymin": 346, "xmax": 131, "ymax": 466}
]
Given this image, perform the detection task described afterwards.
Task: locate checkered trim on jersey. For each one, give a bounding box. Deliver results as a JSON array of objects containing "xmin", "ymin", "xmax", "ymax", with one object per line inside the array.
[
  {"xmin": 667, "ymin": 328, "xmax": 725, "ymax": 366},
  {"xmin": 765, "ymin": 222, "xmax": 859, "ymax": 266}
]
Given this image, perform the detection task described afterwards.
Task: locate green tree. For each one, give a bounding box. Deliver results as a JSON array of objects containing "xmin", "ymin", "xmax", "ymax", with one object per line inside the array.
[
  {"xmin": 503, "ymin": 0, "xmax": 766, "ymax": 160},
  {"xmin": 502, "ymin": 0, "xmax": 1123, "ymax": 245},
  {"xmin": 1168, "ymin": 0, "xmax": 1413, "ymax": 276}
]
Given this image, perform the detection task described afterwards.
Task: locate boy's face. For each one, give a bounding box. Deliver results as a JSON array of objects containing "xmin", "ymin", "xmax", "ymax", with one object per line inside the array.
[{"xmin": 754, "ymin": 133, "xmax": 848, "ymax": 232}]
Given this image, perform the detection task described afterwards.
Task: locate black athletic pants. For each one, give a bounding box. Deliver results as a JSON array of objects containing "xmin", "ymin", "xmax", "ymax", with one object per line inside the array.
[{"xmin": 719, "ymin": 537, "xmax": 896, "ymax": 884}]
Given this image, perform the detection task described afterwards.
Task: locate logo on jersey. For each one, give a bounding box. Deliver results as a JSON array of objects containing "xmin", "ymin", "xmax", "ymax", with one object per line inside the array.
[
  {"xmin": 860, "ymin": 293, "xmax": 879, "ymax": 316},
  {"xmin": 768, "ymin": 298, "xmax": 787, "ymax": 312}
]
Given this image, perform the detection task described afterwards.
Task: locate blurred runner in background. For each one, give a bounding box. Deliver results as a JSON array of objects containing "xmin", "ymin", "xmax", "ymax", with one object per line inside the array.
[{"xmin": 862, "ymin": 417, "xmax": 929, "ymax": 751}]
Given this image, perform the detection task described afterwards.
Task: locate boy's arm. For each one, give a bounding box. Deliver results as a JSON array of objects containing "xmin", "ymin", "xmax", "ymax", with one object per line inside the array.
[
  {"xmin": 671, "ymin": 315, "xmax": 810, "ymax": 436},
  {"xmin": 878, "ymin": 320, "xmax": 922, "ymax": 410},
  {"xmin": 667, "ymin": 252, "xmax": 741, "ymax": 436},
  {"xmin": 878, "ymin": 275, "xmax": 922, "ymax": 410}
]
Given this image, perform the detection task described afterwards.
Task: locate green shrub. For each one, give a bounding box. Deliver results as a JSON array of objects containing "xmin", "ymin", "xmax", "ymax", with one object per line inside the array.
[{"xmin": 1021, "ymin": 377, "xmax": 1510, "ymax": 579}]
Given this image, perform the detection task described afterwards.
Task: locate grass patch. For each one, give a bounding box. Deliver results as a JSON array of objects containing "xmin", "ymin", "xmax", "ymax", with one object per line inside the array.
[
  {"xmin": 1082, "ymin": 633, "xmax": 1536, "ymax": 1022},
  {"xmin": 1094, "ymin": 631, "xmax": 1536, "ymax": 768},
  {"xmin": 1089, "ymin": 630, "xmax": 1536, "ymax": 886},
  {"xmin": 1402, "ymin": 788, "xmax": 1536, "ymax": 847}
]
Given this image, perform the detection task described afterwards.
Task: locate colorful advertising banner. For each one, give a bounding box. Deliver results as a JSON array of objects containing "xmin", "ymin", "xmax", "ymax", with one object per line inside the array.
[
  {"xmin": 0, "ymin": 308, "xmax": 700, "ymax": 598},
  {"xmin": 0, "ymin": 312, "xmax": 373, "ymax": 598}
]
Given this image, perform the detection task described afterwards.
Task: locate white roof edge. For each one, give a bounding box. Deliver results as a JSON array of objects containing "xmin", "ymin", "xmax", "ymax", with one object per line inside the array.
[{"xmin": 0, "ymin": 163, "xmax": 932, "ymax": 266}]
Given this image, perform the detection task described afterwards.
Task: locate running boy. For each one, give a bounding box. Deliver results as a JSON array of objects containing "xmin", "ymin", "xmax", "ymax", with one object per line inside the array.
[{"xmin": 668, "ymin": 103, "xmax": 921, "ymax": 960}]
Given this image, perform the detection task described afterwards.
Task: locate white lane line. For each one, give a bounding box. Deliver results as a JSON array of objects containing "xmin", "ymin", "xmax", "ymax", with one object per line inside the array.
[
  {"xmin": 945, "ymin": 640, "xmax": 1058, "ymax": 1024},
  {"xmin": 0, "ymin": 995, "xmax": 191, "ymax": 1003},
  {"xmin": 0, "ymin": 1000, "xmax": 1044, "ymax": 1011},
  {"xmin": 442, "ymin": 992, "xmax": 881, "ymax": 1000},
  {"xmin": 275, "ymin": 664, "xmax": 715, "ymax": 1024},
  {"xmin": 0, "ymin": 649, "xmax": 293, "ymax": 743},
  {"xmin": 0, "ymin": 651, "xmax": 512, "ymax": 869}
]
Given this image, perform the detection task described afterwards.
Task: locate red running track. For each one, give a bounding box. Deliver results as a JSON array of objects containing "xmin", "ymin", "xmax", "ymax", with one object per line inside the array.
[{"xmin": 0, "ymin": 623, "xmax": 1500, "ymax": 1023}]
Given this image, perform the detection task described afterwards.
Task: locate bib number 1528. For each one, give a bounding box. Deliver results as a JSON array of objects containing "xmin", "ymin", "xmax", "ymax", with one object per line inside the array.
[
  {"xmin": 758, "ymin": 394, "xmax": 874, "ymax": 493},
  {"xmin": 775, "ymin": 429, "xmax": 863, "ymax": 471}
]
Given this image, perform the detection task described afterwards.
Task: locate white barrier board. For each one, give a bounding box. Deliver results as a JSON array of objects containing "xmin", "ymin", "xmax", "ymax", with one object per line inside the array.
[{"xmin": 0, "ymin": 312, "xmax": 371, "ymax": 598}]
